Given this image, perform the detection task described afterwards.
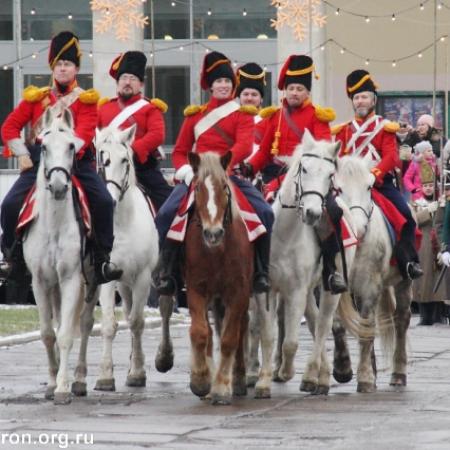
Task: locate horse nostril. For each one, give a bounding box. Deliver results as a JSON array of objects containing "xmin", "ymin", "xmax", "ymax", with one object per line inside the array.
[{"xmin": 215, "ymin": 228, "xmax": 224, "ymax": 240}]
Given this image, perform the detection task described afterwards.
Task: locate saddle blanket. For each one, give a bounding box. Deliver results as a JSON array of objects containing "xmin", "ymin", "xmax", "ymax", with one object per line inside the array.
[
  {"xmin": 167, "ymin": 182, "xmax": 267, "ymax": 243},
  {"xmin": 16, "ymin": 176, "xmax": 92, "ymax": 237}
]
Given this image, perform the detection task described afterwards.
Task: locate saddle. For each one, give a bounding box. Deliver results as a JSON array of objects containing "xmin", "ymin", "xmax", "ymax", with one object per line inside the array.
[{"xmin": 16, "ymin": 176, "xmax": 92, "ymax": 237}]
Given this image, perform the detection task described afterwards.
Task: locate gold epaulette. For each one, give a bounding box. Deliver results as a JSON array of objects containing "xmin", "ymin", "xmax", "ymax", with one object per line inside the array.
[
  {"xmin": 79, "ymin": 88, "xmax": 100, "ymax": 104},
  {"xmin": 23, "ymin": 85, "xmax": 51, "ymax": 103},
  {"xmin": 383, "ymin": 121, "xmax": 400, "ymax": 133},
  {"xmin": 259, "ymin": 105, "xmax": 279, "ymax": 119},
  {"xmin": 331, "ymin": 123, "xmax": 347, "ymax": 136},
  {"xmin": 150, "ymin": 98, "xmax": 168, "ymax": 113},
  {"xmin": 184, "ymin": 104, "xmax": 207, "ymax": 116},
  {"xmin": 97, "ymin": 97, "xmax": 110, "ymax": 108},
  {"xmin": 315, "ymin": 105, "xmax": 336, "ymax": 123},
  {"xmin": 239, "ymin": 105, "xmax": 258, "ymax": 115}
]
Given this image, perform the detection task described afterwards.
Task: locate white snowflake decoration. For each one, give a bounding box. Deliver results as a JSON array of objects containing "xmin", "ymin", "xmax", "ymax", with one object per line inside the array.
[
  {"xmin": 271, "ymin": 0, "xmax": 327, "ymax": 41},
  {"xmin": 90, "ymin": 0, "xmax": 149, "ymax": 42}
]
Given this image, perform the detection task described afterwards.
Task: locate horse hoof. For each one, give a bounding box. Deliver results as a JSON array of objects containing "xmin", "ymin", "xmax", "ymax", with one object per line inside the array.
[
  {"xmin": 190, "ymin": 381, "xmax": 211, "ymax": 398},
  {"xmin": 246, "ymin": 374, "xmax": 259, "ymax": 387},
  {"xmin": 53, "ymin": 392, "xmax": 72, "ymax": 405},
  {"xmin": 357, "ymin": 382, "xmax": 376, "ymax": 393},
  {"xmin": 233, "ymin": 382, "xmax": 247, "ymax": 397},
  {"xmin": 313, "ymin": 384, "xmax": 330, "ymax": 396},
  {"xmin": 390, "ymin": 373, "xmax": 407, "ymax": 387},
  {"xmin": 333, "ymin": 369, "xmax": 353, "ymax": 384},
  {"xmin": 45, "ymin": 386, "xmax": 55, "ymax": 400},
  {"xmin": 300, "ymin": 380, "xmax": 317, "ymax": 393},
  {"xmin": 94, "ymin": 378, "xmax": 116, "ymax": 391},
  {"xmin": 155, "ymin": 352, "xmax": 174, "ymax": 373},
  {"xmin": 71, "ymin": 381, "xmax": 87, "ymax": 397},
  {"xmin": 210, "ymin": 393, "xmax": 231, "ymax": 406},
  {"xmin": 126, "ymin": 375, "xmax": 146, "ymax": 387},
  {"xmin": 272, "ymin": 371, "xmax": 286, "ymax": 383},
  {"xmin": 254, "ymin": 387, "xmax": 271, "ymax": 399}
]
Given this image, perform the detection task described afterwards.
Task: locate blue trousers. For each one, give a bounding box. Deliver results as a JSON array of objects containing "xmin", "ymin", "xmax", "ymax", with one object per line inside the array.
[
  {"xmin": 135, "ymin": 165, "xmax": 173, "ymax": 211},
  {"xmin": 155, "ymin": 175, "xmax": 274, "ymax": 243},
  {"xmin": 1, "ymin": 146, "xmax": 114, "ymax": 252}
]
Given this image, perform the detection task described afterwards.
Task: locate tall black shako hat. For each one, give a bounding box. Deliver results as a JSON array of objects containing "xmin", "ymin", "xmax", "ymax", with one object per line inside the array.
[
  {"xmin": 200, "ymin": 51, "xmax": 236, "ymax": 90},
  {"xmin": 109, "ymin": 51, "xmax": 147, "ymax": 82},
  {"xmin": 48, "ymin": 31, "xmax": 81, "ymax": 69},
  {"xmin": 346, "ymin": 69, "xmax": 378, "ymax": 98},
  {"xmin": 278, "ymin": 54, "xmax": 316, "ymax": 91},
  {"xmin": 236, "ymin": 62, "xmax": 266, "ymax": 98}
]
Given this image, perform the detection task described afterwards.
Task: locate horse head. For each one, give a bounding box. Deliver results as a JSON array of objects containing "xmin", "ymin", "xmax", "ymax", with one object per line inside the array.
[
  {"xmin": 335, "ymin": 153, "xmax": 374, "ymax": 239},
  {"xmin": 40, "ymin": 107, "xmax": 83, "ymax": 200},
  {"xmin": 188, "ymin": 151, "xmax": 233, "ymax": 248},
  {"xmin": 292, "ymin": 129, "xmax": 340, "ymax": 226},
  {"xmin": 95, "ymin": 125, "xmax": 136, "ymax": 204}
]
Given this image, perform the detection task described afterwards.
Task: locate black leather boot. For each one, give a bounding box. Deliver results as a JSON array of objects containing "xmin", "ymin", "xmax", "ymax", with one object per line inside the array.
[
  {"xmin": 151, "ymin": 240, "xmax": 181, "ymax": 296},
  {"xmin": 321, "ymin": 233, "xmax": 347, "ymax": 295},
  {"xmin": 253, "ymin": 233, "xmax": 271, "ymax": 294},
  {"xmin": 94, "ymin": 249, "xmax": 123, "ymax": 284},
  {"xmin": 394, "ymin": 232, "xmax": 423, "ymax": 280},
  {"xmin": 0, "ymin": 242, "xmax": 28, "ymax": 283},
  {"xmin": 418, "ymin": 303, "xmax": 434, "ymax": 326}
]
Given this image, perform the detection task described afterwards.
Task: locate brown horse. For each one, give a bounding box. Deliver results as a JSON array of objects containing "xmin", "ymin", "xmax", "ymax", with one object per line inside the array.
[{"xmin": 185, "ymin": 151, "xmax": 253, "ymax": 405}]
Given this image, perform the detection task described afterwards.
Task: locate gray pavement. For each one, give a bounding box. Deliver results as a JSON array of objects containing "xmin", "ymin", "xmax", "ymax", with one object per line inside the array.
[{"xmin": 0, "ymin": 313, "xmax": 450, "ymax": 450}]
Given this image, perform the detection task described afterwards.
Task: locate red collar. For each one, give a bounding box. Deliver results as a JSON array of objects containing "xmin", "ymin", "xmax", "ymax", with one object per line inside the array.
[
  {"xmin": 53, "ymin": 79, "xmax": 78, "ymax": 97},
  {"xmin": 118, "ymin": 93, "xmax": 143, "ymax": 108}
]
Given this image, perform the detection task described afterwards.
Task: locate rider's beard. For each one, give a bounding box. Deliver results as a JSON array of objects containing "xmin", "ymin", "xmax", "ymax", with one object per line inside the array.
[
  {"xmin": 354, "ymin": 105, "xmax": 375, "ymax": 119},
  {"xmin": 118, "ymin": 86, "xmax": 135, "ymax": 101}
]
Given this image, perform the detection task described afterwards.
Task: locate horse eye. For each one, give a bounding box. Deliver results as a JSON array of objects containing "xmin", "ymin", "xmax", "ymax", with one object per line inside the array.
[
  {"xmin": 69, "ymin": 143, "xmax": 75, "ymax": 151},
  {"xmin": 104, "ymin": 159, "xmax": 111, "ymax": 167},
  {"xmin": 41, "ymin": 145, "xmax": 47, "ymax": 152},
  {"xmin": 302, "ymin": 167, "xmax": 307, "ymax": 174},
  {"xmin": 121, "ymin": 157, "xmax": 128, "ymax": 164}
]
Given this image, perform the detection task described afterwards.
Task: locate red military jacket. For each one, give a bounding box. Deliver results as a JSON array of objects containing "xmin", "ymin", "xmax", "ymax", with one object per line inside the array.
[
  {"xmin": 249, "ymin": 98, "xmax": 334, "ymax": 174},
  {"xmin": 1, "ymin": 80, "xmax": 98, "ymax": 159},
  {"xmin": 172, "ymin": 97, "xmax": 255, "ymax": 170},
  {"xmin": 97, "ymin": 93, "xmax": 166, "ymax": 165},
  {"xmin": 333, "ymin": 112, "xmax": 400, "ymax": 184}
]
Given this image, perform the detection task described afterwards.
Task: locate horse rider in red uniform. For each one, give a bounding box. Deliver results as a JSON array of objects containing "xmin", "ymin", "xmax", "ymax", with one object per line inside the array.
[
  {"xmin": 334, "ymin": 69, "xmax": 423, "ymax": 280},
  {"xmin": 0, "ymin": 31, "xmax": 122, "ymax": 284},
  {"xmin": 152, "ymin": 51, "xmax": 275, "ymax": 296},
  {"xmin": 97, "ymin": 51, "xmax": 172, "ymax": 211},
  {"xmin": 242, "ymin": 54, "xmax": 347, "ymax": 295}
]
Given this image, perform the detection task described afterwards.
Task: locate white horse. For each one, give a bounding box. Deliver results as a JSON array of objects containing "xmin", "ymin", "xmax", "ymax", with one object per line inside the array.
[
  {"xmin": 253, "ymin": 130, "xmax": 361, "ymax": 398},
  {"xmin": 333, "ymin": 154, "xmax": 411, "ymax": 392},
  {"xmin": 94, "ymin": 125, "xmax": 159, "ymax": 390},
  {"xmin": 23, "ymin": 108, "xmax": 95, "ymax": 404}
]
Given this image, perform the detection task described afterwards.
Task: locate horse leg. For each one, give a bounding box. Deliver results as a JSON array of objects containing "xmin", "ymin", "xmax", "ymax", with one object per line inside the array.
[
  {"xmin": 72, "ymin": 289, "xmax": 96, "ymax": 396},
  {"xmin": 246, "ymin": 295, "xmax": 260, "ymax": 387},
  {"xmin": 210, "ymin": 301, "xmax": 247, "ymax": 405},
  {"xmin": 54, "ymin": 277, "xmax": 84, "ymax": 405},
  {"xmin": 155, "ymin": 294, "xmax": 175, "ymax": 373},
  {"xmin": 95, "ymin": 282, "xmax": 118, "ymax": 391},
  {"xmin": 272, "ymin": 296, "xmax": 285, "ymax": 382},
  {"xmin": 301, "ymin": 290, "xmax": 339, "ymax": 395},
  {"xmin": 188, "ymin": 290, "xmax": 212, "ymax": 398},
  {"xmin": 390, "ymin": 280, "xmax": 412, "ymax": 387},
  {"xmin": 254, "ymin": 291, "xmax": 276, "ymax": 398},
  {"xmin": 33, "ymin": 282, "xmax": 59, "ymax": 400},
  {"xmin": 233, "ymin": 311, "xmax": 248, "ymax": 397},
  {"xmin": 332, "ymin": 317, "xmax": 353, "ymax": 383},
  {"xmin": 125, "ymin": 279, "xmax": 149, "ymax": 387}
]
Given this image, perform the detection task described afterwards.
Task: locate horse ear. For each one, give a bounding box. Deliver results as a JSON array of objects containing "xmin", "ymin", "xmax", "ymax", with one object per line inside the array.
[
  {"xmin": 302, "ymin": 128, "xmax": 314, "ymax": 149},
  {"xmin": 362, "ymin": 150, "xmax": 373, "ymax": 169},
  {"xmin": 188, "ymin": 152, "xmax": 201, "ymax": 173},
  {"xmin": 333, "ymin": 141, "xmax": 341, "ymax": 157},
  {"xmin": 120, "ymin": 124, "xmax": 136, "ymax": 145},
  {"xmin": 62, "ymin": 108, "xmax": 74, "ymax": 130},
  {"xmin": 43, "ymin": 107, "xmax": 53, "ymax": 129},
  {"xmin": 220, "ymin": 151, "xmax": 232, "ymax": 171}
]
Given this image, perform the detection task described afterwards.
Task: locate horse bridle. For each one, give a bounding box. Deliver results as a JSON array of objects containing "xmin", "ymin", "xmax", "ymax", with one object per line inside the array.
[
  {"xmin": 41, "ymin": 142, "xmax": 74, "ymax": 185},
  {"xmin": 99, "ymin": 150, "xmax": 131, "ymax": 202},
  {"xmin": 348, "ymin": 193, "xmax": 374, "ymax": 239}
]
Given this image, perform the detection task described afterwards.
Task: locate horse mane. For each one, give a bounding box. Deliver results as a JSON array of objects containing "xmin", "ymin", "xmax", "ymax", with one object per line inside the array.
[{"xmin": 337, "ymin": 155, "xmax": 371, "ymax": 183}]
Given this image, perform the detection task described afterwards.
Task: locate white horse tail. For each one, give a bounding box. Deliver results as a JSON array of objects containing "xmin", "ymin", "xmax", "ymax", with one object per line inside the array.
[
  {"xmin": 337, "ymin": 291, "xmax": 376, "ymax": 340},
  {"xmin": 376, "ymin": 287, "xmax": 396, "ymax": 365}
]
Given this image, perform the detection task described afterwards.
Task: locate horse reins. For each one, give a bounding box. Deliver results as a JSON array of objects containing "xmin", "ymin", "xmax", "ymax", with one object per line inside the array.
[{"xmin": 100, "ymin": 150, "xmax": 131, "ymax": 202}]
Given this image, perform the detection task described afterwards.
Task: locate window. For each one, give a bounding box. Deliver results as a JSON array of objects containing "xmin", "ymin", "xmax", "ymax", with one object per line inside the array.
[
  {"xmin": 0, "ymin": 68, "xmax": 14, "ymax": 168},
  {"xmin": 145, "ymin": 66, "xmax": 190, "ymax": 167},
  {"xmin": 0, "ymin": 0, "xmax": 13, "ymax": 40},
  {"xmin": 21, "ymin": 0, "xmax": 92, "ymax": 40},
  {"xmin": 144, "ymin": 0, "xmax": 189, "ymax": 40},
  {"xmin": 193, "ymin": 0, "xmax": 275, "ymax": 39}
]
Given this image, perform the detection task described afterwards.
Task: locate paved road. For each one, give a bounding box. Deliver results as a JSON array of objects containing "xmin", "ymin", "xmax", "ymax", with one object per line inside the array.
[{"xmin": 0, "ymin": 313, "xmax": 450, "ymax": 450}]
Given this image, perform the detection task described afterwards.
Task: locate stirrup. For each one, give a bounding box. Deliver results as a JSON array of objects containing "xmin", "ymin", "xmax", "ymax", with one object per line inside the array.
[
  {"xmin": 96, "ymin": 261, "xmax": 123, "ymax": 284},
  {"xmin": 0, "ymin": 260, "xmax": 11, "ymax": 279},
  {"xmin": 406, "ymin": 262, "xmax": 423, "ymax": 280},
  {"xmin": 253, "ymin": 273, "xmax": 270, "ymax": 294},
  {"xmin": 328, "ymin": 272, "xmax": 347, "ymax": 295},
  {"xmin": 154, "ymin": 273, "xmax": 177, "ymax": 296}
]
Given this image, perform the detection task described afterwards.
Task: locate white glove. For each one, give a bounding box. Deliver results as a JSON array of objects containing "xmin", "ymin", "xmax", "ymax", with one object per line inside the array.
[
  {"xmin": 427, "ymin": 201, "xmax": 439, "ymax": 214},
  {"xmin": 368, "ymin": 173, "xmax": 376, "ymax": 187},
  {"xmin": 441, "ymin": 251, "xmax": 450, "ymax": 267},
  {"xmin": 175, "ymin": 164, "xmax": 194, "ymax": 186}
]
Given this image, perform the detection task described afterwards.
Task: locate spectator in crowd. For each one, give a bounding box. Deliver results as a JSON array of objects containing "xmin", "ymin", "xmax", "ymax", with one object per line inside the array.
[{"xmin": 404, "ymin": 114, "xmax": 444, "ymax": 158}]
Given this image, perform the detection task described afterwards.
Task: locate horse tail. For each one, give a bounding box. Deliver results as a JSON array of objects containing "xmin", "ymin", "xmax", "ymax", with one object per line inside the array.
[
  {"xmin": 376, "ymin": 287, "xmax": 396, "ymax": 365},
  {"xmin": 337, "ymin": 291, "xmax": 376, "ymax": 340}
]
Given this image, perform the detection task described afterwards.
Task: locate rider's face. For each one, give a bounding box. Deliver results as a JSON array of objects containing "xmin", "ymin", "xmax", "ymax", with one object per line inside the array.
[
  {"xmin": 117, "ymin": 73, "xmax": 143, "ymax": 100},
  {"xmin": 352, "ymin": 92, "xmax": 376, "ymax": 118},
  {"xmin": 239, "ymin": 88, "xmax": 262, "ymax": 108},
  {"xmin": 285, "ymin": 83, "xmax": 309, "ymax": 108},
  {"xmin": 211, "ymin": 78, "xmax": 233, "ymax": 100},
  {"xmin": 52, "ymin": 60, "xmax": 78, "ymax": 86}
]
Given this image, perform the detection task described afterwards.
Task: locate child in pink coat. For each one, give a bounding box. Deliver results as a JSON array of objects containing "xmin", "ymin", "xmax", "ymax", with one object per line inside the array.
[{"xmin": 403, "ymin": 140, "xmax": 438, "ymax": 200}]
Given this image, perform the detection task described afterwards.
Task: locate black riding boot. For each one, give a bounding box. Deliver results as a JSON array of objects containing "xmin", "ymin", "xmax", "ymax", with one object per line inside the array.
[
  {"xmin": 321, "ymin": 233, "xmax": 347, "ymax": 295},
  {"xmin": 394, "ymin": 230, "xmax": 423, "ymax": 280},
  {"xmin": 253, "ymin": 233, "xmax": 271, "ymax": 294},
  {"xmin": 0, "ymin": 241, "xmax": 28, "ymax": 283},
  {"xmin": 418, "ymin": 303, "xmax": 434, "ymax": 326},
  {"xmin": 94, "ymin": 248, "xmax": 123, "ymax": 284},
  {"xmin": 152, "ymin": 239, "xmax": 181, "ymax": 296}
]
